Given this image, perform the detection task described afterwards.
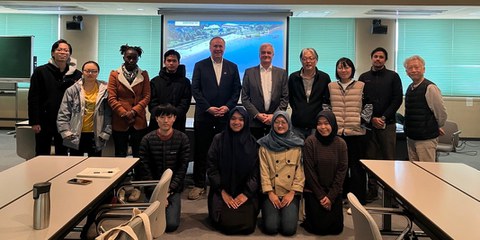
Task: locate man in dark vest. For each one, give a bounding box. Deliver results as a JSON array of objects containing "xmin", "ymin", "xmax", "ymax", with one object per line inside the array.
[{"xmin": 403, "ymin": 55, "xmax": 447, "ymax": 162}]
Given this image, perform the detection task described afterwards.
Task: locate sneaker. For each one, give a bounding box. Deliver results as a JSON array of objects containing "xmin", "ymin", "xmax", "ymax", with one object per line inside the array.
[
  {"xmin": 347, "ymin": 208, "xmax": 352, "ymax": 215},
  {"xmin": 188, "ymin": 187, "xmax": 205, "ymax": 200},
  {"xmin": 128, "ymin": 188, "xmax": 141, "ymax": 202}
]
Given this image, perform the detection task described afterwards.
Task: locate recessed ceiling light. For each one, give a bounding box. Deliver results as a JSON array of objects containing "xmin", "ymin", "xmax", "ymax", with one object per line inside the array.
[
  {"xmin": 137, "ymin": 8, "xmax": 144, "ymax": 11},
  {"xmin": 117, "ymin": 8, "xmax": 123, "ymax": 11}
]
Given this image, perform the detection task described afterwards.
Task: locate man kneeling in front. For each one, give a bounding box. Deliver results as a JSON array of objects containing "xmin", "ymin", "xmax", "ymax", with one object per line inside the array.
[{"xmin": 135, "ymin": 103, "xmax": 190, "ymax": 232}]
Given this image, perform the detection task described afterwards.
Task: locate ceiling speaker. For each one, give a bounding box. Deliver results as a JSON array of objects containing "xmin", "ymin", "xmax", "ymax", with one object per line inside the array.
[
  {"xmin": 371, "ymin": 19, "xmax": 387, "ymax": 34},
  {"xmin": 66, "ymin": 15, "xmax": 83, "ymax": 30}
]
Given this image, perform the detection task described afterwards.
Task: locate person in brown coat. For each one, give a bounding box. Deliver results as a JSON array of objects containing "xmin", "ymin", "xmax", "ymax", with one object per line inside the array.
[{"xmin": 108, "ymin": 44, "xmax": 151, "ymax": 157}]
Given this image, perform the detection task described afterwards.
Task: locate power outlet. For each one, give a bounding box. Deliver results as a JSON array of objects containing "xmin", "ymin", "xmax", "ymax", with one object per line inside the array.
[{"xmin": 466, "ymin": 97, "xmax": 473, "ymax": 107}]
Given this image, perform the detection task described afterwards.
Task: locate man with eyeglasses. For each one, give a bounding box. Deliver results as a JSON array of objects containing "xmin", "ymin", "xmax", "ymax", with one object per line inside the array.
[
  {"xmin": 288, "ymin": 48, "xmax": 331, "ymax": 139},
  {"xmin": 403, "ymin": 55, "xmax": 447, "ymax": 162},
  {"xmin": 28, "ymin": 39, "xmax": 82, "ymax": 156},
  {"xmin": 241, "ymin": 43, "xmax": 288, "ymax": 140}
]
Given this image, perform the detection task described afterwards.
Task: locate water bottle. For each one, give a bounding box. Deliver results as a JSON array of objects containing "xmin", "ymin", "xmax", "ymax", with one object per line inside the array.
[{"xmin": 33, "ymin": 182, "xmax": 51, "ymax": 230}]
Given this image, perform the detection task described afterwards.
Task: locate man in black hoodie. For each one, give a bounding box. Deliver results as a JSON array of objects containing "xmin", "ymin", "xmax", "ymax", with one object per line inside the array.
[
  {"xmin": 358, "ymin": 47, "xmax": 403, "ymax": 201},
  {"xmin": 148, "ymin": 49, "xmax": 192, "ymax": 133}
]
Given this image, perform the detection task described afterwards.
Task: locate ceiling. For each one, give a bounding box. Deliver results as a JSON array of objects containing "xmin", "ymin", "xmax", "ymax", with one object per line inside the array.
[{"xmin": 1, "ymin": 1, "xmax": 480, "ymax": 19}]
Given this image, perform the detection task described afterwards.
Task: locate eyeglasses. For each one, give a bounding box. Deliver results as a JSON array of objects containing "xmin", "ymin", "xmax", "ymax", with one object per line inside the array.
[
  {"xmin": 274, "ymin": 120, "xmax": 288, "ymax": 125},
  {"xmin": 83, "ymin": 70, "xmax": 98, "ymax": 74},
  {"xmin": 301, "ymin": 57, "xmax": 316, "ymax": 62}
]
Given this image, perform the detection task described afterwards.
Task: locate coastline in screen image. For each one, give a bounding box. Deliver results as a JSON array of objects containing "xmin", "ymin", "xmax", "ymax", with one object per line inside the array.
[{"xmin": 166, "ymin": 20, "xmax": 286, "ymax": 80}]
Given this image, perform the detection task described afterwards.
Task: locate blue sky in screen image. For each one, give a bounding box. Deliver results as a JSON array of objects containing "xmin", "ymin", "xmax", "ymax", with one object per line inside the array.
[{"xmin": 166, "ymin": 20, "xmax": 286, "ymax": 80}]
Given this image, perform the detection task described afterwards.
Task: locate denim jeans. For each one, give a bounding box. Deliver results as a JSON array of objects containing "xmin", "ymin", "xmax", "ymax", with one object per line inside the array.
[
  {"xmin": 166, "ymin": 192, "xmax": 181, "ymax": 232},
  {"xmin": 262, "ymin": 195, "xmax": 300, "ymax": 236}
]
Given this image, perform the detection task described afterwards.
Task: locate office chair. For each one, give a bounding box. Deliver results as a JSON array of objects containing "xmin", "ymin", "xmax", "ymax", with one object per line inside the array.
[
  {"xmin": 436, "ymin": 120, "xmax": 477, "ymax": 156},
  {"xmin": 96, "ymin": 200, "xmax": 160, "ymax": 240},
  {"xmin": 347, "ymin": 192, "xmax": 412, "ymax": 240},
  {"xmin": 95, "ymin": 169, "xmax": 173, "ymax": 239},
  {"xmin": 15, "ymin": 126, "xmax": 36, "ymax": 160}
]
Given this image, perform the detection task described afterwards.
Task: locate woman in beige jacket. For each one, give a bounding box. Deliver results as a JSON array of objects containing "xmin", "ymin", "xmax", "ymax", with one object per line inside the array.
[{"xmin": 258, "ymin": 111, "xmax": 305, "ymax": 236}]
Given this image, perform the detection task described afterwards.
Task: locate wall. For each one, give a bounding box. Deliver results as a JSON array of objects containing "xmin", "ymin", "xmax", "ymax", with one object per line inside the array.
[
  {"xmin": 60, "ymin": 15, "xmax": 99, "ymax": 67},
  {"xmin": 9, "ymin": 15, "xmax": 479, "ymax": 137}
]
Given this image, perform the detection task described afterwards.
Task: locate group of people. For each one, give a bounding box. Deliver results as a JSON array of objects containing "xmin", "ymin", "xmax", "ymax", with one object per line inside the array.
[{"xmin": 28, "ymin": 36, "xmax": 447, "ymax": 236}]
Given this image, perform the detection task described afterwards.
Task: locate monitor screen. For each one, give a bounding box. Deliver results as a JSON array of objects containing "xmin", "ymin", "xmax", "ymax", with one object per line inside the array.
[{"xmin": 163, "ymin": 14, "xmax": 288, "ymax": 81}]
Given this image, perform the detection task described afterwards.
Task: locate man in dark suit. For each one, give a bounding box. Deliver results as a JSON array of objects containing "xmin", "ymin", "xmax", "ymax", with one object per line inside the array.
[
  {"xmin": 189, "ymin": 36, "xmax": 241, "ymax": 200},
  {"xmin": 241, "ymin": 43, "xmax": 288, "ymax": 140}
]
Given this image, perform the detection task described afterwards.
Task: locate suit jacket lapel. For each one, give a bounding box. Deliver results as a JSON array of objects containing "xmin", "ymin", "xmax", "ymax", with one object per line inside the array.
[{"xmin": 255, "ymin": 66, "xmax": 265, "ymax": 101}]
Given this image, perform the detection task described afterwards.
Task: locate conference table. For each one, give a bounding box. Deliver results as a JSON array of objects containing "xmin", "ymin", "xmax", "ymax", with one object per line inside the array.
[
  {"xmin": 0, "ymin": 156, "xmax": 88, "ymax": 209},
  {"xmin": 361, "ymin": 160, "xmax": 480, "ymax": 240},
  {"xmin": 0, "ymin": 157, "xmax": 138, "ymax": 239},
  {"xmin": 411, "ymin": 161, "xmax": 480, "ymax": 202}
]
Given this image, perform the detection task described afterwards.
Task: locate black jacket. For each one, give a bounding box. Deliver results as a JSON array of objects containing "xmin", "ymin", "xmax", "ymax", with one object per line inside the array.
[
  {"xmin": 136, "ymin": 129, "xmax": 190, "ymax": 193},
  {"xmin": 288, "ymin": 68, "xmax": 331, "ymax": 129},
  {"xmin": 358, "ymin": 67, "xmax": 403, "ymax": 125},
  {"xmin": 28, "ymin": 62, "xmax": 82, "ymax": 129},
  {"xmin": 148, "ymin": 65, "xmax": 192, "ymax": 132}
]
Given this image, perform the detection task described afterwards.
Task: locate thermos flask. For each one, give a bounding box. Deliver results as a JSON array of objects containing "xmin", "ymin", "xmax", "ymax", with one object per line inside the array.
[{"xmin": 33, "ymin": 182, "xmax": 51, "ymax": 230}]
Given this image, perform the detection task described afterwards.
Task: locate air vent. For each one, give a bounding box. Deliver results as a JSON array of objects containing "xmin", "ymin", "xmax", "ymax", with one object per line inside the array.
[
  {"xmin": 366, "ymin": 9, "xmax": 447, "ymax": 16},
  {"xmin": 0, "ymin": 4, "xmax": 86, "ymax": 12}
]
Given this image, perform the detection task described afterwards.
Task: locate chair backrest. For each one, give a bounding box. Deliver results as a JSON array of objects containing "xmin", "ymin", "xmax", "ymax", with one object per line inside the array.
[
  {"xmin": 115, "ymin": 201, "xmax": 160, "ymax": 240},
  {"xmin": 437, "ymin": 121, "xmax": 461, "ymax": 152},
  {"xmin": 347, "ymin": 192, "xmax": 383, "ymax": 240},
  {"xmin": 15, "ymin": 126, "xmax": 36, "ymax": 160},
  {"xmin": 149, "ymin": 168, "xmax": 173, "ymax": 238}
]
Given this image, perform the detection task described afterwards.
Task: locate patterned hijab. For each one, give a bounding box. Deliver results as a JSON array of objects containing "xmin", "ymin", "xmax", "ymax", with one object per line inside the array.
[
  {"xmin": 314, "ymin": 110, "xmax": 338, "ymax": 146},
  {"xmin": 257, "ymin": 111, "xmax": 304, "ymax": 151}
]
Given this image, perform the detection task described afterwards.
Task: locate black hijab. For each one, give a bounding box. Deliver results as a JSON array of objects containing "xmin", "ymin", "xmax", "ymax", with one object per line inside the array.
[
  {"xmin": 314, "ymin": 110, "xmax": 338, "ymax": 146},
  {"xmin": 219, "ymin": 107, "xmax": 258, "ymax": 196}
]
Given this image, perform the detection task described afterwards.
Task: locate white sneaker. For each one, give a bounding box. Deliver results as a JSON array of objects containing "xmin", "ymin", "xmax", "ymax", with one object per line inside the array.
[{"xmin": 347, "ymin": 208, "xmax": 352, "ymax": 215}]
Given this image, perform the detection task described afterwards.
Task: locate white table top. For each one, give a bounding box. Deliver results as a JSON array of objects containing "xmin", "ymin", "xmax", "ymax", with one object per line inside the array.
[
  {"xmin": 0, "ymin": 157, "xmax": 138, "ymax": 240},
  {"xmin": 412, "ymin": 161, "xmax": 480, "ymax": 202},
  {"xmin": 0, "ymin": 156, "xmax": 88, "ymax": 209},
  {"xmin": 361, "ymin": 160, "xmax": 480, "ymax": 240}
]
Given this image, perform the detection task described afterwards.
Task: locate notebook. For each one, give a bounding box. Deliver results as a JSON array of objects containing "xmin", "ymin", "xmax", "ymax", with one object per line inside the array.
[{"xmin": 76, "ymin": 167, "xmax": 120, "ymax": 178}]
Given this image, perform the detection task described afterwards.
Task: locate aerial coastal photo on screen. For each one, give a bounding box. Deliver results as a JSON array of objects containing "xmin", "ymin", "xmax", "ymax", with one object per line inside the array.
[{"xmin": 166, "ymin": 20, "xmax": 286, "ymax": 80}]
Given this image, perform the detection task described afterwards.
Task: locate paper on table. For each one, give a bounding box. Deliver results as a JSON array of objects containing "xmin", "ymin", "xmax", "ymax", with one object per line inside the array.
[{"xmin": 76, "ymin": 167, "xmax": 120, "ymax": 178}]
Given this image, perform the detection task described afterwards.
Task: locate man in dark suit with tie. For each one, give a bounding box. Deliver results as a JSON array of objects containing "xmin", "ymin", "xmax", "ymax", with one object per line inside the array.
[
  {"xmin": 241, "ymin": 43, "xmax": 289, "ymax": 140},
  {"xmin": 189, "ymin": 36, "xmax": 242, "ymax": 200}
]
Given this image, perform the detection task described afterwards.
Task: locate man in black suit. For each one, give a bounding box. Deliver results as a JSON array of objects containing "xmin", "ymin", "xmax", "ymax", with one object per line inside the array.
[
  {"xmin": 189, "ymin": 36, "xmax": 241, "ymax": 200},
  {"xmin": 241, "ymin": 43, "xmax": 288, "ymax": 139}
]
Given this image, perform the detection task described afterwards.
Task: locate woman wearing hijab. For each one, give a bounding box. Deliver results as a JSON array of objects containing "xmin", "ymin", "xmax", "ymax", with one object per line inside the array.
[
  {"xmin": 302, "ymin": 110, "xmax": 348, "ymax": 235},
  {"xmin": 207, "ymin": 107, "xmax": 260, "ymax": 235},
  {"xmin": 108, "ymin": 44, "xmax": 151, "ymax": 157},
  {"xmin": 57, "ymin": 61, "xmax": 112, "ymax": 156},
  {"xmin": 257, "ymin": 111, "xmax": 305, "ymax": 236}
]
